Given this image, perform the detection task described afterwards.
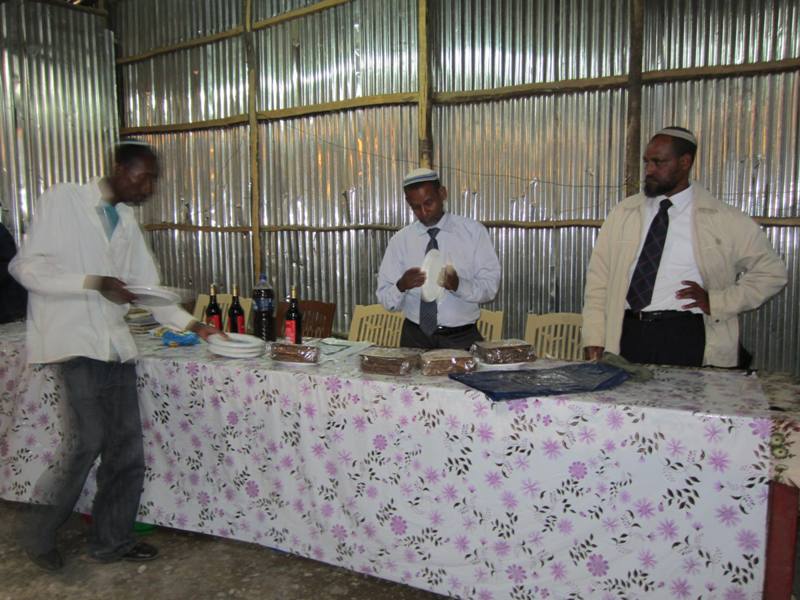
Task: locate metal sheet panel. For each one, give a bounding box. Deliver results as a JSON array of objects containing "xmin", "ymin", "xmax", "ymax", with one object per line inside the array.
[
  {"xmin": 435, "ymin": 91, "xmax": 628, "ymax": 222},
  {"xmin": 145, "ymin": 229, "xmax": 254, "ymax": 300},
  {"xmin": 642, "ymin": 74, "xmax": 799, "ymax": 218},
  {"xmin": 0, "ymin": 1, "xmax": 117, "ymax": 240},
  {"xmin": 121, "ymin": 37, "xmax": 247, "ymax": 127},
  {"xmin": 259, "ymin": 105, "xmax": 417, "ymax": 331},
  {"xmin": 113, "ymin": 0, "xmax": 243, "ymax": 57},
  {"xmin": 434, "ymin": 0, "xmax": 629, "ymax": 92},
  {"xmin": 134, "ymin": 128, "xmax": 251, "ymax": 228},
  {"xmin": 644, "ymin": 0, "xmax": 800, "ymax": 71},
  {"xmin": 256, "ymin": 0, "xmax": 417, "ymax": 111}
]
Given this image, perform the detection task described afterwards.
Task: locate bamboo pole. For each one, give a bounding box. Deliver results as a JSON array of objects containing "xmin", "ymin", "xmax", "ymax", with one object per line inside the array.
[
  {"xmin": 121, "ymin": 115, "xmax": 249, "ymax": 136},
  {"xmin": 435, "ymin": 75, "xmax": 629, "ymax": 105},
  {"xmin": 643, "ymin": 58, "xmax": 800, "ymax": 84},
  {"xmin": 624, "ymin": 0, "xmax": 644, "ymax": 197},
  {"xmin": 417, "ymin": 0, "xmax": 433, "ymax": 167}
]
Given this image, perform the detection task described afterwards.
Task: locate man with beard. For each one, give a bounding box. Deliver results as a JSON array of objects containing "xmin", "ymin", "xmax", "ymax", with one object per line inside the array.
[{"xmin": 581, "ymin": 127, "xmax": 786, "ymax": 367}]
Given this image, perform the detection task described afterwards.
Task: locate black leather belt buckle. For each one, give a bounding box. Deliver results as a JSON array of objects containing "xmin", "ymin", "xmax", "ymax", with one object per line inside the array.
[{"xmin": 625, "ymin": 309, "xmax": 691, "ymax": 322}]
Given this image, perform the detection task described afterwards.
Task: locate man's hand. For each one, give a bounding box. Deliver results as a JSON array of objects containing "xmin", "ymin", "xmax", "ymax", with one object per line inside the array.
[
  {"xmin": 397, "ymin": 268, "xmax": 426, "ymax": 292},
  {"xmin": 676, "ymin": 280, "xmax": 710, "ymax": 314},
  {"xmin": 584, "ymin": 346, "xmax": 604, "ymax": 361},
  {"xmin": 187, "ymin": 320, "xmax": 223, "ymax": 341},
  {"xmin": 86, "ymin": 276, "xmax": 137, "ymax": 305},
  {"xmin": 439, "ymin": 264, "xmax": 459, "ymax": 291}
]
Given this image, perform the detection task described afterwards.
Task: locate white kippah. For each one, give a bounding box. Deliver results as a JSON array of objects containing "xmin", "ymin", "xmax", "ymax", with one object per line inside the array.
[
  {"xmin": 654, "ymin": 127, "xmax": 698, "ymax": 147},
  {"xmin": 403, "ymin": 168, "xmax": 440, "ymax": 188}
]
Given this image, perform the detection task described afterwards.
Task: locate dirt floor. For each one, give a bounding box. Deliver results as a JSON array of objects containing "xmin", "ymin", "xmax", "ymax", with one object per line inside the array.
[{"xmin": 0, "ymin": 500, "xmax": 444, "ymax": 600}]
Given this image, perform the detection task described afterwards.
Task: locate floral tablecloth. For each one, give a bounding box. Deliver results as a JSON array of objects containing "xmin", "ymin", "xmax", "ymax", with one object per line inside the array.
[{"xmin": 3, "ymin": 320, "xmax": 800, "ymax": 599}]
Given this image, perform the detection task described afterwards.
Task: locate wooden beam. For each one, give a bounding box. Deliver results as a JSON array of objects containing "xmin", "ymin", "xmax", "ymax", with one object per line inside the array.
[
  {"xmin": 244, "ymin": 0, "xmax": 263, "ymax": 281},
  {"xmin": 625, "ymin": 0, "xmax": 644, "ymax": 197},
  {"xmin": 117, "ymin": 27, "xmax": 244, "ymax": 66},
  {"xmin": 121, "ymin": 115, "xmax": 249, "ymax": 136},
  {"xmin": 417, "ymin": 0, "xmax": 433, "ymax": 167},
  {"xmin": 256, "ymin": 93, "xmax": 418, "ymax": 121},
  {"xmin": 643, "ymin": 57, "xmax": 800, "ymax": 84},
  {"xmin": 434, "ymin": 75, "xmax": 628, "ymax": 105},
  {"xmin": 252, "ymin": 0, "xmax": 351, "ymax": 31}
]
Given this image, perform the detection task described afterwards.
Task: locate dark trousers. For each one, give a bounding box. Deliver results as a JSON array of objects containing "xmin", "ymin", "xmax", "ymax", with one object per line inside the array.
[
  {"xmin": 26, "ymin": 358, "xmax": 144, "ymax": 559},
  {"xmin": 620, "ymin": 311, "xmax": 705, "ymax": 367},
  {"xmin": 400, "ymin": 319, "xmax": 483, "ymax": 350}
]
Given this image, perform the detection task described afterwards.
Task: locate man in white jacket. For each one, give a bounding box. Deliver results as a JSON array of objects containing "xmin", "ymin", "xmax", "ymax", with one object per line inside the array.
[
  {"xmin": 582, "ymin": 127, "xmax": 787, "ymax": 367},
  {"xmin": 11, "ymin": 141, "xmax": 219, "ymax": 570}
]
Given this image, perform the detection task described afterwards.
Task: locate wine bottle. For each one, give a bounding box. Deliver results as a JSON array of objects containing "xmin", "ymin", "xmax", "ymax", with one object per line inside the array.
[
  {"xmin": 227, "ymin": 284, "xmax": 246, "ymax": 333},
  {"xmin": 205, "ymin": 283, "xmax": 222, "ymax": 329},
  {"xmin": 284, "ymin": 285, "xmax": 302, "ymax": 344}
]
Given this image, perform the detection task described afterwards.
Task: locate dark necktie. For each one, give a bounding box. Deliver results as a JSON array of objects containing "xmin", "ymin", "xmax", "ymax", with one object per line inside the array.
[
  {"xmin": 626, "ymin": 199, "xmax": 672, "ymax": 312},
  {"xmin": 418, "ymin": 227, "xmax": 440, "ymax": 335}
]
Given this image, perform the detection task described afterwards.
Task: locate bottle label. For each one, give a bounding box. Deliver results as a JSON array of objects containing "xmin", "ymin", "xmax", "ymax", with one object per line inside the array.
[
  {"xmin": 206, "ymin": 315, "xmax": 222, "ymax": 329},
  {"xmin": 254, "ymin": 298, "xmax": 270, "ymax": 311},
  {"xmin": 235, "ymin": 315, "xmax": 245, "ymax": 333},
  {"xmin": 285, "ymin": 321, "xmax": 297, "ymax": 343}
]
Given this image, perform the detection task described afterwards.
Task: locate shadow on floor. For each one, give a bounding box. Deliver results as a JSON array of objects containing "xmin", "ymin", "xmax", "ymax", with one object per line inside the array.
[{"xmin": 0, "ymin": 500, "xmax": 444, "ymax": 600}]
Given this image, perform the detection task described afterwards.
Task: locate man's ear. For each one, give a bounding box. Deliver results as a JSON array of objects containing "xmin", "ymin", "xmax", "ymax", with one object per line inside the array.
[
  {"xmin": 679, "ymin": 154, "xmax": 693, "ymax": 172},
  {"xmin": 439, "ymin": 185, "xmax": 448, "ymax": 200}
]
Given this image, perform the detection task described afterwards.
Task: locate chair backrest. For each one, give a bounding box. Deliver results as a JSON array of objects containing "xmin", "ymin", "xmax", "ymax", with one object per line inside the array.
[
  {"xmin": 275, "ymin": 300, "xmax": 337, "ymax": 339},
  {"xmin": 524, "ymin": 313, "xmax": 583, "ymax": 361},
  {"xmin": 193, "ymin": 293, "xmax": 253, "ymax": 331},
  {"xmin": 347, "ymin": 304, "xmax": 405, "ymax": 347},
  {"xmin": 477, "ymin": 309, "xmax": 504, "ymax": 341}
]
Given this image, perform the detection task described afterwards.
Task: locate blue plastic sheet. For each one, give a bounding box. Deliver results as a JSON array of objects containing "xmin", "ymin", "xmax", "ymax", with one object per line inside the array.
[{"xmin": 449, "ymin": 362, "xmax": 630, "ymax": 401}]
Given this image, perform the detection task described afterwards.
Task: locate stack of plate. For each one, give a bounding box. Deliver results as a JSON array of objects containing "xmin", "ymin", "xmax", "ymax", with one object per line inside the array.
[
  {"xmin": 207, "ymin": 333, "xmax": 266, "ymax": 358},
  {"xmin": 126, "ymin": 309, "xmax": 158, "ymax": 334}
]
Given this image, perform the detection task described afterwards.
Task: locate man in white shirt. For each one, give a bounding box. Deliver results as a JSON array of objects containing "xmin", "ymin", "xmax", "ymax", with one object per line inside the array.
[
  {"xmin": 582, "ymin": 127, "xmax": 787, "ymax": 367},
  {"xmin": 10, "ymin": 141, "xmax": 219, "ymax": 571},
  {"xmin": 377, "ymin": 168, "xmax": 501, "ymax": 350}
]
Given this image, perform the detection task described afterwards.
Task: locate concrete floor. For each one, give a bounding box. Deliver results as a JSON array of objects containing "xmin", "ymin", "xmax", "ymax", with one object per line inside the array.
[{"xmin": 0, "ymin": 500, "xmax": 443, "ymax": 600}]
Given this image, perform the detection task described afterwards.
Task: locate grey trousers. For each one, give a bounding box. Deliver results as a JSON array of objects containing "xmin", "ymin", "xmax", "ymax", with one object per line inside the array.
[{"xmin": 26, "ymin": 357, "xmax": 144, "ymax": 559}]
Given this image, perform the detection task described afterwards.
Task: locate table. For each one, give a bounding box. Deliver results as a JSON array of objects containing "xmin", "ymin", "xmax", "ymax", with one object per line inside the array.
[{"xmin": 2, "ymin": 321, "xmax": 799, "ymax": 599}]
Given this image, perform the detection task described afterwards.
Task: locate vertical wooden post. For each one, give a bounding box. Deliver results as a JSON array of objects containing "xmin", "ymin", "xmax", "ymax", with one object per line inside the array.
[
  {"xmin": 417, "ymin": 0, "xmax": 433, "ymax": 168},
  {"xmin": 243, "ymin": 0, "xmax": 262, "ymax": 280},
  {"xmin": 625, "ymin": 0, "xmax": 644, "ymax": 197}
]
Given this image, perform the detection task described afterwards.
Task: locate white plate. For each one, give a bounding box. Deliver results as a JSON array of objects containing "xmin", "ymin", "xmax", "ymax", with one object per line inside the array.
[
  {"xmin": 420, "ymin": 249, "xmax": 445, "ymax": 302},
  {"xmin": 208, "ymin": 345, "xmax": 265, "ymax": 359},
  {"xmin": 126, "ymin": 285, "xmax": 181, "ymax": 307},
  {"xmin": 475, "ymin": 357, "xmax": 537, "ymax": 371},
  {"xmin": 208, "ymin": 333, "xmax": 265, "ymax": 350}
]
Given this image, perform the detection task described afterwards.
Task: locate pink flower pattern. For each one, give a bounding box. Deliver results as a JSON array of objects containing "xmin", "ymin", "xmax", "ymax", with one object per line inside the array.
[{"xmin": 0, "ymin": 325, "xmax": 778, "ymax": 598}]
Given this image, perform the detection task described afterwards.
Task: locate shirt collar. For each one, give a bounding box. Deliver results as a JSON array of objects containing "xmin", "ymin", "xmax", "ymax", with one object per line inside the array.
[
  {"xmin": 649, "ymin": 183, "xmax": 693, "ymax": 210},
  {"xmin": 413, "ymin": 212, "xmax": 451, "ymax": 236}
]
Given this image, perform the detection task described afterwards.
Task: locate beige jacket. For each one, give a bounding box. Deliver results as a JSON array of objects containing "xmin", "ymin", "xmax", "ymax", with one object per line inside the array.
[{"xmin": 582, "ymin": 184, "xmax": 787, "ymax": 367}]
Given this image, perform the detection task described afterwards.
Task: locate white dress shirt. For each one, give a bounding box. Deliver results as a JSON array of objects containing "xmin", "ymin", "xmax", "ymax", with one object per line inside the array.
[
  {"xmin": 376, "ymin": 212, "xmax": 501, "ymax": 326},
  {"xmin": 627, "ymin": 184, "xmax": 704, "ymax": 312},
  {"xmin": 10, "ymin": 178, "xmax": 193, "ymax": 364}
]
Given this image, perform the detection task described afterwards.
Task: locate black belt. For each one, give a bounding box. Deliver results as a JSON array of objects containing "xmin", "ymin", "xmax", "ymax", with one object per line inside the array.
[
  {"xmin": 625, "ymin": 309, "xmax": 700, "ymax": 322},
  {"xmin": 406, "ymin": 319, "xmax": 475, "ymax": 335}
]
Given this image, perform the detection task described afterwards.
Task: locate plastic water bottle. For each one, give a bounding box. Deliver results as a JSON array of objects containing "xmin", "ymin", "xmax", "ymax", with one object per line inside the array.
[{"xmin": 251, "ymin": 273, "xmax": 274, "ymax": 341}]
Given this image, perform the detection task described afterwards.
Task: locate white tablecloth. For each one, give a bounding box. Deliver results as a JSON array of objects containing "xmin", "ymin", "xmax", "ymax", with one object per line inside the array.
[{"xmin": 0, "ymin": 321, "xmax": 786, "ymax": 598}]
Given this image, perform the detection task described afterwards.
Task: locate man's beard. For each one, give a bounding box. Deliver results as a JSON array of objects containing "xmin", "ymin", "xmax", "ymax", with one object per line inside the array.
[{"xmin": 643, "ymin": 178, "xmax": 672, "ymax": 197}]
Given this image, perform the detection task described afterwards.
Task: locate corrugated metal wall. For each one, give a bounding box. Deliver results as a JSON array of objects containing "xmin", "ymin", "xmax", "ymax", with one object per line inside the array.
[
  {"xmin": 0, "ymin": 0, "xmax": 117, "ymax": 241},
  {"xmin": 7, "ymin": 0, "xmax": 796, "ymax": 372}
]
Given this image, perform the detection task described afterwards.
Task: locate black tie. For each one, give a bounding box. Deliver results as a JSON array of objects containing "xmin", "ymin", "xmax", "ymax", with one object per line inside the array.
[
  {"xmin": 419, "ymin": 227, "xmax": 440, "ymax": 335},
  {"xmin": 626, "ymin": 199, "xmax": 672, "ymax": 312}
]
